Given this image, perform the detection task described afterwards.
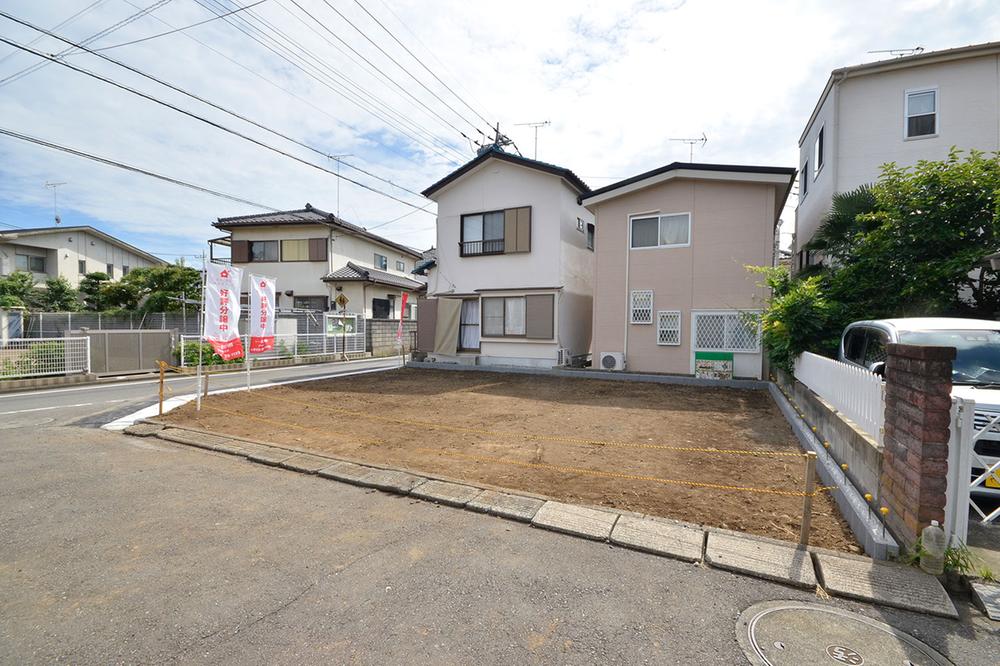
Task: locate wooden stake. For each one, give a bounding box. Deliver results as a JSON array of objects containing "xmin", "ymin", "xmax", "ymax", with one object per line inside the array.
[
  {"xmin": 158, "ymin": 360, "xmax": 166, "ymax": 417},
  {"xmin": 799, "ymin": 451, "xmax": 817, "ymax": 546}
]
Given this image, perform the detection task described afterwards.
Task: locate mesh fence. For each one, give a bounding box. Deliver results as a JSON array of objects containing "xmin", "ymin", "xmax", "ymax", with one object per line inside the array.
[
  {"xmin": 21, "ymin": 310, "xmax": 333, "ymax": 337},
  {"xmin": 0, "ymin": 337, "xmax": 89, "ymax": 379}
]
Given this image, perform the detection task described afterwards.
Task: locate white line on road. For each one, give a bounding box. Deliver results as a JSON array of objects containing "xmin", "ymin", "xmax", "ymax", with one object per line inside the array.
[{"xmin": 0, "ymin": 398, "xmax": 130, "ymax": 416}]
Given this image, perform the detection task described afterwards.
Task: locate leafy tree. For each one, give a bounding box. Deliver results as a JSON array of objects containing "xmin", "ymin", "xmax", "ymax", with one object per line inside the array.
[
  {"xmin": 0, "ymin": 271, "xmax": 35, "ymax": 309},
  {"xmin": 101, "ymin": 280, "xmax": 142, "ymax": 311},
  {"xmin": 79, "ymin": 272, "xmax": 110, "ymax": 311},
  {"xmin": 112, "ymin": 263, "xmax": 201, "ymax": 312},
  {"xmin": 36, "ymin": 276, "xmax": 80, "ymax": 312}
]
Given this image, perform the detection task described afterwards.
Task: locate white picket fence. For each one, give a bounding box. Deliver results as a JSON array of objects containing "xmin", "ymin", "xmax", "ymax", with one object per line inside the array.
[{"xmin": 794, "ymin": 352, "xmax": 886, "ymax": 445}]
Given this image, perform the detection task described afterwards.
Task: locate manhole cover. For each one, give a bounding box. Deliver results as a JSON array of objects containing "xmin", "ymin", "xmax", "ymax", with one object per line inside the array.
[{"xmin": 736, "ymin": 601, "xmax": 953, "ymax": 666}]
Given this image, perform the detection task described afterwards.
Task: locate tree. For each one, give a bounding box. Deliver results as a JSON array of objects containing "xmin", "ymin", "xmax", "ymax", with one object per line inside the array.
[
  {"xmin": 754, "ymin": 149, "xmax": 1000, "ymax": 369},
  {"xmin": 79, "ymin": 272, "xmax": 110, "ymax": 311},
  {"xmin": 37, "ymin": 276, "xmax": 80, "ymax": 312},
  {"xmin": 0, "ymin": 271, "xmax": 35, "ymax": 309},
  {"xmin": 101, "ymin": 280, "xmax": 142, "ymax": 311},
  {"xmin": 112, "ymin": 263, "xmax": 201, "ymax": 312}
]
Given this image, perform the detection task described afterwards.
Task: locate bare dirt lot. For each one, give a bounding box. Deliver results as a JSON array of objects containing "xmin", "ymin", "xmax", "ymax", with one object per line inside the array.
[{"xmin": 164, "ymin": 368, "xmax": 859, "ymax": 552}]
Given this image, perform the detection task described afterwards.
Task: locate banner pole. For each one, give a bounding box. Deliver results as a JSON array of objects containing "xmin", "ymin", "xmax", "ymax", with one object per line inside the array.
[
  {"xmin": 245, "ymin": 333, "xmax": 251, "ymax": 391},
  {"xmin": 196, "ymin": 250, "xmax": 206, "ymax": 412}
]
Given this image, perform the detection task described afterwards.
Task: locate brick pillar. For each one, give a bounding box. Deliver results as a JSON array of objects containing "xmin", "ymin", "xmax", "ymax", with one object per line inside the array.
[{"xmin": 880, "ymin": 343, "xmax": 955, "ymax": 547}]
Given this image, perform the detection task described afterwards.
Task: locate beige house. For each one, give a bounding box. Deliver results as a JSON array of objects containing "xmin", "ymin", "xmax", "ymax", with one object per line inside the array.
[
  {"xmin": 0, "ymin": 225, "xmax": 164, "ymax": 288},
  {"xmin": 795, "ymin": 41, "xmax": 1000, "ymax": 270},
  {"xmin": 212, "ymin": 204, "xmax": 424, "ymax": 319},
  {"xmin": 582, "ymin": 163, "xmax": 795, "ymax": 379}
]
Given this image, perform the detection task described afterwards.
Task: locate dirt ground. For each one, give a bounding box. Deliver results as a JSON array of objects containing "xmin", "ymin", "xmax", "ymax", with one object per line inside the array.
[{"xmin": 164, "ymin": 368, "xmax": 860, "ymax": 552}]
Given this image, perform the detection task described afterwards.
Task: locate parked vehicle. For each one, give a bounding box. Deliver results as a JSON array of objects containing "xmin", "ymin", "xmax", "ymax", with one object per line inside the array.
[{"xmin": 839, "ymin": 317, "xmax": 1000, "ymax": 497}]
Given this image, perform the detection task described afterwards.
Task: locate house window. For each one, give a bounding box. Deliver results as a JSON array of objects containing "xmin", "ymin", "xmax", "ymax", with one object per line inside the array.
[
  {"xmin": 374, "ymin": 253, "xmax": 388, "ymax": 270},
  {"xmin": 248, "ymin": 240, "xmax": 278, "ymax": 262},
  {"xmin": 657, "ymin": 311, "xmax": 681, "ymax": 345},
  {"xmin": 122, "ymin": 265, "xmax": 130, "ymax": 276},
  {"xmin": 372, "ymin": 297, "xmax": 391, "ymax": 318},
  {"xmin": 577, "ymin": 218, "xmax": 585, "ymax": 232},
  {"xmin": 905, "ymin": 88, "xmax": 937, "ymax": 138},
  {"xmin": 630, "ymin": 290, "xmax": 653, "ymax": 324},
  {"xmin": 15, "ymin": 254, "xmax": 45, "ymax": 272},
  {"xmin": 459, "ymin": 299, "xmax": 480, "ymax": 350},
  {"xmin": 106, "ymin": 263, "xmax": 114, "ymax": 279},
  {"xmin": 461, "ymin": 207, "xmax": 531, "ymax": 256},
  {"xmin": 78, "ymin": 259, "xmax": 86, "ymax": 274},
  {"xmin": 395, "ymin": 260, "xmax": 406, "ymax": 272},
  {"xmin": 482, "ymin": 296, "xmax": 526, "ymax": 337},
  {"xmin": 693, "ymin": 311, "xmax": 761, "ymax": 352},
  {"xmin": 813, "ymin": 127, "xmax": 824, "ymax": 178},
  {"xmin": 800, "ymin": 162, "xmax": 808, "ymax": 198},
  {"xmin": 586, "ymin": 223, "xmax": 595, "ymax": 251},
  {"xmin": 293, "ymin": 295, "xmax": 327, "ymax": 311},
  {"xmin": 629, "ymin": 213, "xmax": 690, "ymax": 249},
  {"xmin": 281, "ymin": 239, "xmax": 309, "ymax": 261}
]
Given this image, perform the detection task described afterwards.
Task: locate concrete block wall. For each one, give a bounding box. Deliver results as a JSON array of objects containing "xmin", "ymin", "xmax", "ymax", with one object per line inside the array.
[
  {"xmin": 367, "ymin": 320, "xmax": 417, "ymax": 358},
  {"xmin": 880, "ymin": 344, "xmax": 955, "ymax": 547}
]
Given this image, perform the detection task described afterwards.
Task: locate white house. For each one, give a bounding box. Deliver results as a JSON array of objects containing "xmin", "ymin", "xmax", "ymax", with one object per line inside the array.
[
  {"xmin": 0, "ymin": 225, "xmax": 164, "ymax": 287},
  {"xmin": 794, "ymin": 41, "xmax": 1000, "ymax": 270},
  {"xmin": 212, "ymin": 204, "xmax": 425, "ymax": 319},
  {"xmin": 416, "ymin": 147, "xmax": 595, "ymax": 368}
]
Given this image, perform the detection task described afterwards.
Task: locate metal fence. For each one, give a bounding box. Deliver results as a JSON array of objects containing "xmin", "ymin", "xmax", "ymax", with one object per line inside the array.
[
  {"xmin": 178, "ymin": 328, "xmax": 367, "ymax": 367},
  {"xmin": 20, "ymin": 310, "xmax": 335, "ymax": 338},
  {"xmin": 794, "ymin": 351, "xmax": 886, "ymax": 445},
  {"xmin": 0, "ymin": 337, "xmax": 90, "ymax": 379}
]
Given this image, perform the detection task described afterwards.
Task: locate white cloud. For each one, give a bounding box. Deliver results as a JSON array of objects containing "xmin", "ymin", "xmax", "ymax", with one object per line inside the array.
[{"xmin": 1, "ymin": 0, "xmax": 997, "ymax": 258}]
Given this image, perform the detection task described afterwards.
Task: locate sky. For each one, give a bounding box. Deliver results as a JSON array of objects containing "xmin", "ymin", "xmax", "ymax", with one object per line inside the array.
[{"xmin": 0, "ymin": 0, "xmax": 998, "ymax": 264}]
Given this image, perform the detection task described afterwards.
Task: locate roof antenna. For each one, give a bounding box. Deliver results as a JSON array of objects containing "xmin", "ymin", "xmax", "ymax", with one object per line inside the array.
[
  {"xmin": 477, "ymin": 123, "xmax": 519, "ymax": 157},
  {"xmin": 669, "ymin": 133, "xmax": 708, "ymax": 162},
  {"xmin": 514, "ymin": 120, "xmax": 550, "ymax": 159},
  {"xmin": 868, "ymin": 47, "xmax": 924, "ymax": 58},
  {"xmin": 44, "ymin": 181, "xmax": 67, "ymax": 224}
]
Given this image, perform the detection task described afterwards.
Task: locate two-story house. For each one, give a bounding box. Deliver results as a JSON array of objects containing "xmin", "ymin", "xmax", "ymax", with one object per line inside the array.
[
  {"xmin": 583, "ymin": 162, "xmax": 795, "ymax": 379},
  {"xmin": 416, "ymin": 147, "xmax": 595, "ymax": 368},
  {"xmin": 0, "ymin": 225, "xmax": 164, "ymax": 287},
  {"xmin": 795, "ymin": 41, "xmax": 1000, "ymax": 270},
  {"xmin": 212, "ymin": 204, "xmax": 425, "ymax": 319}
]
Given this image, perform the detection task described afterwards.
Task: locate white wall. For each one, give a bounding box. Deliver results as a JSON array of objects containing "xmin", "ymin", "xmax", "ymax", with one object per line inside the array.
[
  {"xmin": 795, "ymin": 53, "xmax": 1000, "ymax": 254},
  {"xmin": 557, "ymin": 184, "xmax": 595, "ymax": 357}
]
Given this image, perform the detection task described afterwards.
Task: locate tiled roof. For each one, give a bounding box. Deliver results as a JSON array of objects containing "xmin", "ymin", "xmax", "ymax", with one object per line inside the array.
[
  {"xmin": 214, "ymin": 203, "xmax": 423, "ymax": 258},
  {"xmin": 323, "ymin": 261, "xmax": 425, "ymax": 290},
  {"xmin": 421, "ymin": 147, "xmax": 590, "ymax": 198}
]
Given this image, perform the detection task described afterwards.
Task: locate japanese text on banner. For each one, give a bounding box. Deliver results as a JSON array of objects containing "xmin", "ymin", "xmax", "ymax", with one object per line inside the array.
[
  {"xmin": 203, "ymin": 262, "xmax": 244, "ymax": 361},
  {"xmin": 249, "ymin": 274, "xmax": 276, "ymax": 354}
]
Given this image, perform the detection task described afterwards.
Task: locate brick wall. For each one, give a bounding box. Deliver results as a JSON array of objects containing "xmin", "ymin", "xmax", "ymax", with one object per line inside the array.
[
  {"xmin": 367, "ymin": 319, "xmax": 417, "ymax": 357},
  {"xmin": 880, "ymin": 343, "xmax": 955, "ymax": 547}
]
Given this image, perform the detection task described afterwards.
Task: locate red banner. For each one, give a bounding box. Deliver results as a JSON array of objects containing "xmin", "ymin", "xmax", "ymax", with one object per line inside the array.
[
  {"xmin": 249, "ymin": 274, "xmax": 276, "ymax": 353},
  {"xmin": 203, "ymin": 263, "xmax": 244, "ymax": 361},
  {"xmin": 395, "ymin": 291, "xmax": 409, "ymax": 347}
]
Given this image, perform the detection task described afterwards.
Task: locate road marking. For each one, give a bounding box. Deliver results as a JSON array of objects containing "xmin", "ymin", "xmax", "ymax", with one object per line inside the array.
[
  {"xmin": 0, "ymin": 357, "xmax": 396, "ymax": 400},
  {"xmin": 0, "ymin": 402, "xmax": 93, "ymax": 415}
]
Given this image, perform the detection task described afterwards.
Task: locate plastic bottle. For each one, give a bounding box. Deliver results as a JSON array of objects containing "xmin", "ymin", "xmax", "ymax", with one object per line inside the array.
[{"xmin": 920, "ymin": 520, "xmax": 946, "ymax": 576}]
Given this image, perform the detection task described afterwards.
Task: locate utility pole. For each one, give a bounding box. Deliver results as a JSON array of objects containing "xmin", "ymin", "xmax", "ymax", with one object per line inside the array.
[
  {"xmin": 329, "ymin": 154, "xmax": 353, "ymax": 219},
  {"xmin": 669, "ymin": 133, "xmax": 708, "ymax": 162},
  {"xmin": 44, "ymin": 181, "xmax": 66, "ymax": 224},
  {"xmin": 514, "ymin": 121, "xmax": 550, "ymax": 159}
]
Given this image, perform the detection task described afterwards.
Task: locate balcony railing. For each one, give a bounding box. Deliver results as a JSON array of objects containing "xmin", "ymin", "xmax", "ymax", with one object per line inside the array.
[{"xmin": 460, "ymin": 238, "xmax": 505, "ymax": 257}]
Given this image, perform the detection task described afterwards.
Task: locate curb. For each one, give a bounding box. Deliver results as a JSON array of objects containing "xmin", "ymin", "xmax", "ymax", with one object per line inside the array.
[{"xmin": 121, "ymin": 421, "xmax": 960, "ymax": 619}]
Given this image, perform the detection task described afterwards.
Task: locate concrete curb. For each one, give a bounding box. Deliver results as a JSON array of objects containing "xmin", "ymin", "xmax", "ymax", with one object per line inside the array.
[{"xmin": 119, "ymin": 423, "xmax": 961, "ymax": 618}]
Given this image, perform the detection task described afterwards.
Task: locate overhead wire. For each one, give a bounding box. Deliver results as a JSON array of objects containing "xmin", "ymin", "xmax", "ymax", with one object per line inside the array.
[
  {"xmin": 90, "ymin": 0, "xmax": 269, "ymax": 51},
  {"xmin": 0, "ymin": 0, "xmax": 108, "ymax": 67}
]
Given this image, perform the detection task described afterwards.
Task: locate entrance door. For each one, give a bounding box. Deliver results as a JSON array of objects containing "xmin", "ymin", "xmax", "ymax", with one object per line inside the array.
[{"xmin": 459, "ymin": 299, "xmax": 480, "ymax": 351}]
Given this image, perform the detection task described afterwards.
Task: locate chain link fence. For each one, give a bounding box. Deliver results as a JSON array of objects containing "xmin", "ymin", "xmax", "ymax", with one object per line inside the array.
[{"xmin": 20, "ymin": 310, "xmax": 333, "ymax": 337}]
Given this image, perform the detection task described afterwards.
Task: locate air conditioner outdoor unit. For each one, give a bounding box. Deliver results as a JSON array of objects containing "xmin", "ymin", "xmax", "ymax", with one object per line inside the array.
[{"xmin": 599, "ymin": 352, "xmax": 625, "ymax": 371}]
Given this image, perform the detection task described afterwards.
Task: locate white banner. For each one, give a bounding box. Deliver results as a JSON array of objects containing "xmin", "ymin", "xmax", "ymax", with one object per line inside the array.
[
  {"xmin": 249, "ymin": 274, "xmax": 276, "ymax": 354},
  {"xmin": 203, "ymin": 262, "xmax": 244, "ymax": 360}
]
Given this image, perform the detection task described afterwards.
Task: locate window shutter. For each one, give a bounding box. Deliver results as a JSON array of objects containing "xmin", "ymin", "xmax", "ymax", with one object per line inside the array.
[
  {"xmin": 231, "ymin": 239, "xmax": 249, "ymax": 263},
  {"xmin": 515, "ymin": 207, "xmax": 531, "ymax": 252},
  {"xmin": 525, "ymin": 294, "xmax": 554, "ymax": 339},
  {"xmin": 308, "ymin": 238, "xmax": 328, "ymax": 261},
  {"xmin": 504, "ymin": 209, "xmax": 517, "ymax": 253}
]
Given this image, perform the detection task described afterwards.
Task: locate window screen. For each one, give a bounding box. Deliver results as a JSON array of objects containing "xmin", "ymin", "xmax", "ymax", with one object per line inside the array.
[
  {"xmin": 693, "ymin": 312, "xmax": 760, "ymax": 351},
  {"xmin": 281, "ymin": 239, "xmax": 309, "ymax": 261},
  {"xmin": 482, "ymin": 297, "xmax": 504, "ymax": 337},
  {"xmin": 657, "ymin": 311, "xmax": 681, "ymax": 345},
  {"xmin": 630, "ymin": 290, "xmax": 653, "ymax": 324},
  {"xmin": 906, "ymin": 90, "xmax": 936, "ymax": 137}
]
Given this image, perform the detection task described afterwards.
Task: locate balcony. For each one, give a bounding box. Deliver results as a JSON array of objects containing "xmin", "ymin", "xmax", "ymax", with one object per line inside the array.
[{"xmin": 460, "ymin": 238, "xmax": 505, "ymax": 257}]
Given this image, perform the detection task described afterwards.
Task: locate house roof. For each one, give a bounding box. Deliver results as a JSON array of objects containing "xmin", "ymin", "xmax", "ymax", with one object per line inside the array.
[
  {"xmin": 0, "ymin": 225, "xmax": 166, "ymax": 265},
  {"xmin": 214, "ymin": 204, "xmax": 423, "ymax": 259},
  {"xmin": 421, "ymin": 146, "xmax": 590, "ymax": 198},
  {"xmin": 799, "ymin": 41, "xmax": 1000, "ymax": 146},
  {"xmin": 579, "ymin": 162, "xmax": 796, "ymax": 218},
  {"xmin": 323, "ymin": 261, "xmax": 425, "ymax": 291},
  {"xmin": 411, "ymin": 257, "xmax": 436, "ymax": 276}
]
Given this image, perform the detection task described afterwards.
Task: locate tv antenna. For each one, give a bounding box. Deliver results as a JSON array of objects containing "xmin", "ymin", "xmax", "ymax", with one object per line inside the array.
[
  {"xmin": 44, "ymin": 181, "xmax": 67, "ymax": 224},
  {"xmin": 475, "ymin": 123, "xmax": 520, "ymax": 157},
  {"xmin": 868, "ymin": 47, "xmax": 924, "ymax": 58},
  {"xmin": 514, "ymin": 120, "xmax": 550, "ymax": 159},
  {"xmin": 670, "ymin": 133, "xmax": 708, "ymax": 162},
  {"xmin": 328, "ymin": 154, "xmax": 353, "ymax": 219}
]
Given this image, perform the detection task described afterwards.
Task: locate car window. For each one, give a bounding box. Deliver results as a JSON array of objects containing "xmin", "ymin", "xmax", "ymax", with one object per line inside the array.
[
  {"xmin": 863, "ymin": 329, "xmax": 889, "ymax": 367},
  {"xmin": 844, "ymin": 328, "xmax": 866, "ymax": 364}
]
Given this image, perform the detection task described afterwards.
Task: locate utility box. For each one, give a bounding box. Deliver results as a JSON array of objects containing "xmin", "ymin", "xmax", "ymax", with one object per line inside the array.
[{"xmin": 695, "ymin": 351, "xmax": 734, "ymax": 380}]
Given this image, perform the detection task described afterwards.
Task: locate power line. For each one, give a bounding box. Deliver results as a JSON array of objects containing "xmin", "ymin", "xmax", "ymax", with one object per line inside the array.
[
  {"xmin": 192, "ymin": 0, "xmax": 466, "ymax": 164},
  {"xmin": 0, "ymin": 10, "xmax": 428, "ymax": 200},
  {"xmin": 0, "ymin": 35, "xmax": 433, "ymax": 212},
  {"xmin": 0, "ymin": 0, "xmax": 108, "ymax": 67},
  {"xmin": 364, "ymin": 203, "xmax": 436, "ymax": 231},
  {"xmin": 353, "ymin": 0, "xmax": 493, "ymax": 130},
  {"xmin": 0, "ymin": 0, "xmax": 173, "ymax": 88},
  {"xmin": 0, "ymin": 126, "xmax": 279, "ymax": 210},
  {"xmin": 91, "ymin": 0, "xmax": 269, "ymax": 51}
]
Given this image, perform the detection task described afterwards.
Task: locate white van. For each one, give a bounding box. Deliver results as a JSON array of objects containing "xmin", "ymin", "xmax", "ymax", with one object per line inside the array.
[{"xmin": 839, "ymin": 317, "xmax": 1000, "ymax": 497}]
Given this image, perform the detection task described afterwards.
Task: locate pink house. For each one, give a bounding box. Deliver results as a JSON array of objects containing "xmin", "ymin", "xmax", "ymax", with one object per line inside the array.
[{"xmin": 580, "ymin": 163, "xmax": 795, "ymax": 379}]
